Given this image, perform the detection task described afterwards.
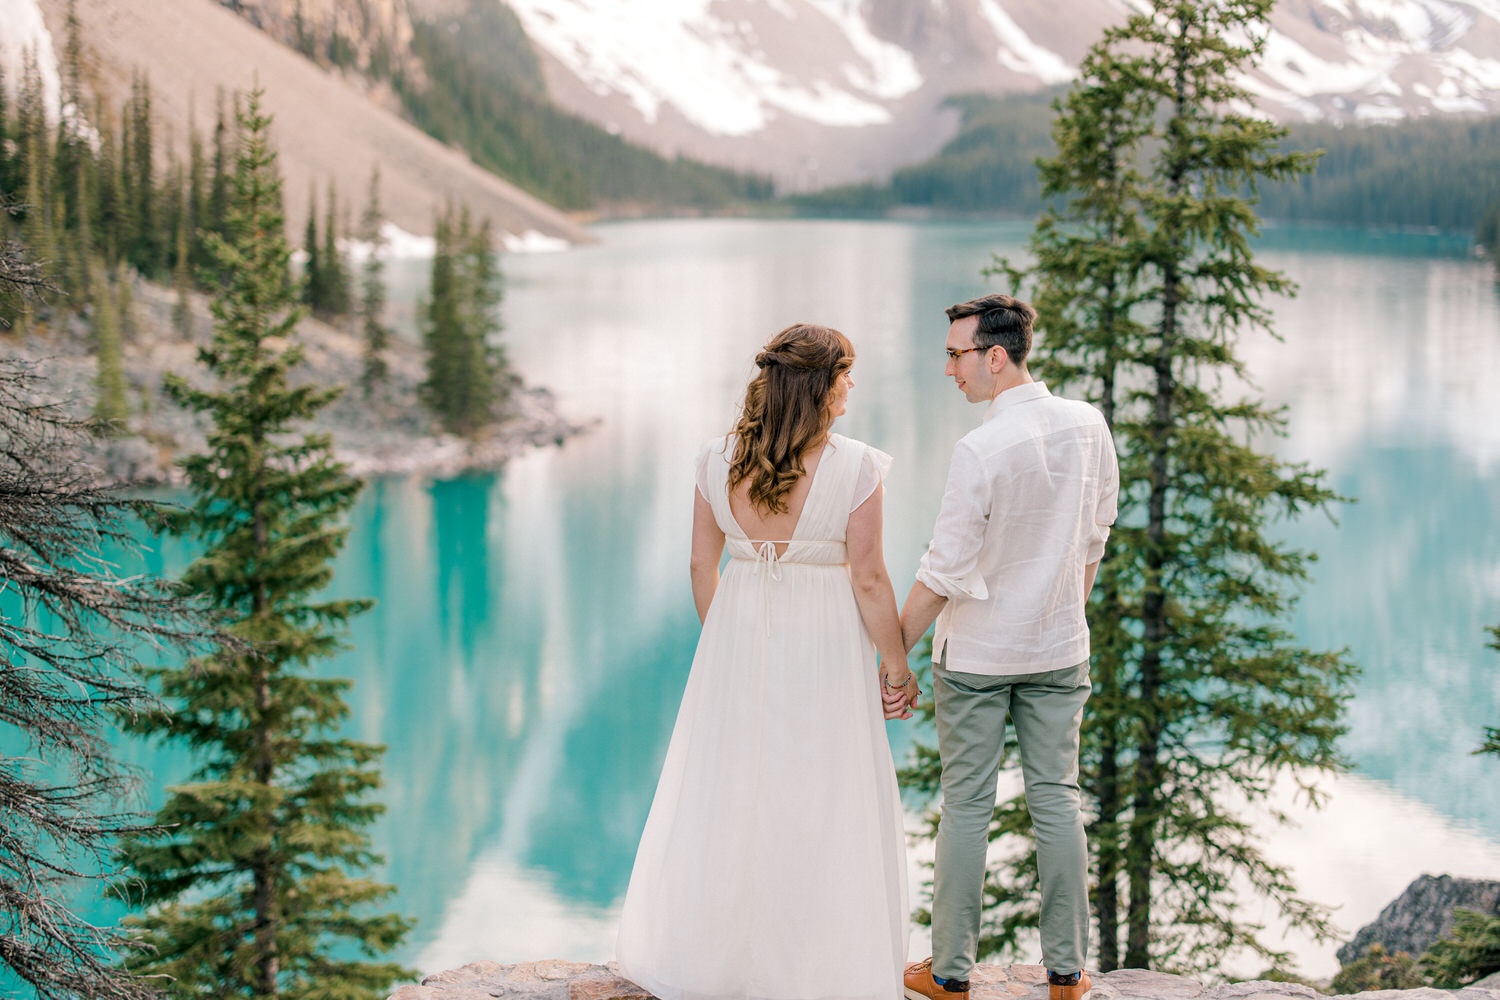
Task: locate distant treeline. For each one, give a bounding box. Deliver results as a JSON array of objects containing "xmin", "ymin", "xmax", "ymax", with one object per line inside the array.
[
  {"xmin": 0, "ymin": 46, "xmax": 353, "ymax": 329},
  {"xmin": 392, "ymin": 0, "xmax": 775, "ymax": 211},
  {"xmin": 789, "ymin": 90, "xmax": 1500, "ymax": 239},
  {"xmin": 1259, "ymin": 116, "xmax": 1500, "ymax": 232},
  {"xmin": 787, "ymin": 90, "xmax": 1059, "ymax": 217},
  {"xmin": 0, "ymin": 39, "xmax": 206, "ymax": 333}
]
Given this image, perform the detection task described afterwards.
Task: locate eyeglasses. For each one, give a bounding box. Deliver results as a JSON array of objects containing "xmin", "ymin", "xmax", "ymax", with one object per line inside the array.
[{"xmin": 945, "ymin": 345, "xmax": 990, "ymax": 361}]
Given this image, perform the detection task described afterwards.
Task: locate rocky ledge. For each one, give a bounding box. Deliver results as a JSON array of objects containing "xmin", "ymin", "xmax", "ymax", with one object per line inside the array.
[{"xmin": 388, "ymin": 960, "xmax": 1500, "ymax": 1000}]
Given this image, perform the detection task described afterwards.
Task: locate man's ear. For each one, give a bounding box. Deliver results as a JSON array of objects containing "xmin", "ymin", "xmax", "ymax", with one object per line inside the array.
[{"xmin": 990, "ymin": 348, "xmax": 1010, "ymax": 373}]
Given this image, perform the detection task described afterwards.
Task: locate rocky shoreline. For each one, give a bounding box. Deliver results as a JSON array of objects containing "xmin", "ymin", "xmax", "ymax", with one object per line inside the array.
[
  {"xmin": 387, "ymin": 960, "xmax": 1500, "ymax": 1000},
  {"xmin": 1, "ymin": 276, "xmax": 589, "ymax": 486}
]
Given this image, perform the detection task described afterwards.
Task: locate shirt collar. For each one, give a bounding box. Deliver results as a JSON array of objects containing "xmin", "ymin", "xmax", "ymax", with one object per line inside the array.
[{"xmin": 981, "ymin": 380, "xmax": 1051, "ymax": 423}]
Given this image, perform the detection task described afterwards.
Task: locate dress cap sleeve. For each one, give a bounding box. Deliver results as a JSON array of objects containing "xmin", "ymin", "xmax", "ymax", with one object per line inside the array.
[
  {"xmin": 851, "ymin": 444, "xmax": 894, "ymax": 512},
  {"xmin": 694, "ymin": 442, "xmax": 714, "ymax": 500},
  {"xmin": 695, "ymin": 435, "xmax": 733, "ymax": 500}
]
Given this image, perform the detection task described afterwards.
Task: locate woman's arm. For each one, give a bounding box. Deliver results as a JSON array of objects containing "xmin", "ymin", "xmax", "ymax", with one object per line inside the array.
[
  {"xmin": 689, "ymin": 489, "xmax": 725, "ymax": 624},
  {"xmin": 847, "ymin": 485, "xmax": 918, "ymax": 716}
]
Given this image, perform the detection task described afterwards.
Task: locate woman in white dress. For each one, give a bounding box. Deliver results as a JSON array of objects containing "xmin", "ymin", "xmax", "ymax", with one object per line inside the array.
[{"xmin": 617, "ymin": 323, "xmax": 920, "ymax": 1000}]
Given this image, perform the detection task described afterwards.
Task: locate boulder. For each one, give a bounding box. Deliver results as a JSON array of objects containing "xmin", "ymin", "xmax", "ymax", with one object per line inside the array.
[{"xmin": 1337, "ymin": 874, "xmax": 1500, "ymax": 965}]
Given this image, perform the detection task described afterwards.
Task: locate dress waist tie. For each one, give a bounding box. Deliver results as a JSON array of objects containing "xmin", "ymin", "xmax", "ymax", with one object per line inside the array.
[{"xmin": 751, "ymin": 540, "xmax": 785, "ymax": 637}]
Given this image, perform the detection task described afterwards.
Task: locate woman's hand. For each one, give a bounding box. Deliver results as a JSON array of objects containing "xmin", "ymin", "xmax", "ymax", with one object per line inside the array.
[{"xmin": 880, "ymin": 668, "xmax": 919, "ymax": 720}]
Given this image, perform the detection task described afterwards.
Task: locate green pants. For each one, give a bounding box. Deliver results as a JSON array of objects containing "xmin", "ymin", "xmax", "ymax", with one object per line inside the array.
[{"xmin": 930, "ymin": 657, "xmax": 1091, "ymax": 980}]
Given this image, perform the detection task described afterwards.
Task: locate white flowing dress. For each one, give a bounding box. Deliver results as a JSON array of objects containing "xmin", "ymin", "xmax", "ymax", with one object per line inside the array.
[{"xmin": 617, "ymin": 433, "xmax": 908, "ymax": 1000}]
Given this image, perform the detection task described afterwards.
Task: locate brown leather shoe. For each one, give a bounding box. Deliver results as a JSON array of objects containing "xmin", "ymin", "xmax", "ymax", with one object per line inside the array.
[
  {"xmin": 1048, "ymin": 970, "xmax": 1092, "ymax": 1000},
  {"xmin": 904, "ymin": 958, "xmax": 969, "ymax": 1000}
]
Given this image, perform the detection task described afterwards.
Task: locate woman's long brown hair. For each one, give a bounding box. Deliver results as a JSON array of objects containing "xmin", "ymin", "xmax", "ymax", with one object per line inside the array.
[{"xmin": 727, "ymin": 323, "xmax": 854, "ymax": 514}]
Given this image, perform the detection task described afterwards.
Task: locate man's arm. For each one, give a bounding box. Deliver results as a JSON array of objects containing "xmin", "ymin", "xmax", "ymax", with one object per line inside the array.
[{"xmin": 899, "ymin": 579, "xmax": 948, "ymax": 654}]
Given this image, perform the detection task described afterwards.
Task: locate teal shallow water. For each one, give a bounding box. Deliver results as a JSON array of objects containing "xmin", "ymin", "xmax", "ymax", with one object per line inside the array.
[{"xmin": 61, "ymin": 219, "xmax": 1500, "ymax": 979}]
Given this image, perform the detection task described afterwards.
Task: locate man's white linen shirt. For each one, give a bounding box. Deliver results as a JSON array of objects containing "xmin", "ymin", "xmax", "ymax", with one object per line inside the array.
[{"xmin": 917, "ymin": 381, "xmax": 1119, "ymax": 676}]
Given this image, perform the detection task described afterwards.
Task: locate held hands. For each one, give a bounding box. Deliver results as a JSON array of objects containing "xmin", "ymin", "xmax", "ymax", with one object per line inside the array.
[{"xmin": 880, "ymin": 668, "xmax": 921, "ymax": 720}]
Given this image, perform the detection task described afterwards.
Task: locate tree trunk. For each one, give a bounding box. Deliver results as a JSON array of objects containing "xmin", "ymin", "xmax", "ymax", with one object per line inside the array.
[
  {"xmin": 1093, "ymin": 351, "xmax": 1122, "ymax": 972},
  {"xmin": 1094, "ymin": 724, "xmax": 1122, "ymax": 971},
  {"xmin": 251, "ymin": 477, "xmax": 278, "ymax": 999},
  {"xmin": 1125, "ymin": 17, "xmax": 1193, "ymax": 969}
]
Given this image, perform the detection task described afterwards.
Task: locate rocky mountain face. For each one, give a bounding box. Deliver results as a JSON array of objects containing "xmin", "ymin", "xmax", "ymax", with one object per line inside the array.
[
  {"xmin": 217, "ymin": 0, "xmax": 421, "ymax": 81},
  {"xmin": 1337, "ymin": 874, "xmax": 1500, "ymax": 965},
  {"xmin": 496, "ymin": 0, "xmax": 1500, "ymax": 188}
]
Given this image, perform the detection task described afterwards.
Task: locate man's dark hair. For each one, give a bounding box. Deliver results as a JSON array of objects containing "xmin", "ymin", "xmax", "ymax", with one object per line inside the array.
[{"xmin": 946, "ymin": 294, "xmax": 1038, "ymax": 366}]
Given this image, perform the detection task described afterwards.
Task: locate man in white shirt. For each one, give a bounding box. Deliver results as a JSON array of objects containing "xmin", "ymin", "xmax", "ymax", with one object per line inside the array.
[{"xmin": 895, "ymin": 294, "xmax": 1118, "ymax": 1000}]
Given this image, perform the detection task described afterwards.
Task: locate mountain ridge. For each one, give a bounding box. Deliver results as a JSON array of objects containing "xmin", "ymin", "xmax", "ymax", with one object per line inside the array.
[{"xmin": 496, "ymin": 0, "xmax": 1500, "ymax": 188}]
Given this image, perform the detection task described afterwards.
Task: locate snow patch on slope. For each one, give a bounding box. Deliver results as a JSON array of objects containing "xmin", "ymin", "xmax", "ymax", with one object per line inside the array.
[
  {"xmin": 1251, "ymin": 0, "xmax": 1500, "ymax": 120},
  {"xmin": 502, "ymin": 0, "xmax": 921, "ymax": 135},
  {"xmin": 0, "ymin": 0, "xmax": 62, "ymax": 119},
  {"xmin": 976, "ymin": 0, "xmax": 1075, "ymax": 84},
  {"xmin": 502, "ymin": 0, "xmax": 1500, "ymax": 145}
]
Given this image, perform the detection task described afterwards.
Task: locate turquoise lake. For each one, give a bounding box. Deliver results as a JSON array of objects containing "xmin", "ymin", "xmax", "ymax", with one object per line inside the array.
[{"xmin": 93, "ymin": 218, "xmax": 1500, "ymax": 981}]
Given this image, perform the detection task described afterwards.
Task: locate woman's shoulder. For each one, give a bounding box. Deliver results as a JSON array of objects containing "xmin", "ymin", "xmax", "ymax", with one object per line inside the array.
[
  {"xmin": 829, "ymin": 432, "xmax": 889, "ymax": 461},
  {"xmin": 695, "ymin": 434, "xmax": 737, "ymax": 475},
  {"xmin": 828, "ymin": 431, "xmax": 866, "ymax": 453},
  {"xmin": 702, "ymin": 433, "xmax": 735, "ymax": 458}
]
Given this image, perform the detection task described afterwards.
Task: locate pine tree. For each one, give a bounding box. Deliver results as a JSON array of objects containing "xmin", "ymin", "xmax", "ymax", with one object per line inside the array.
[
  {"xmin": 91, "ymin": 268, "xmax": 129, "ymax": 429},
  {"xmin": 187, "ymin": 107, "xmax": 212, "ymax": 275},
  {"xmin": 0, "ymin": 62, "xmax": 14, "ymax": 200},
  {"xmin": 93, "ymin": 100, "xmax": 123, "ymax": 269},
  {"xmin": 906, "ymin": 0, "xmax": 1359, "ymax": 975},
  {"xmin": 419, "ymin": 204, "xmax": 505, "ymax": 436},
  {"xmin": 116, "ymin": 88, "xmax": 413, "ymax": 1000},
  {"xmin": 0, "ymin": 196, "xmax": 51, "ymax": 329},
  {"xmin": 301, "ymin": 185, "xmax": 323, "ymax": 313},
  {"xmin": 1417, "ymin": 627, "xmax": 1500, "ymax": 986},
  {"xmin": 55, "ymin": 0, "xmax": 91, "ymax": 300},
  {"xmin": 208, "ymin": 89, "xmax": 232, "ymax": 247},
  {"xmin": 1422, "ymin": 908, "xmax": 1500, "ymax": 988},
  {"xmin": 1482, "ymin": 624, "xmax": 1500, "ymax": 761},
  {"xmin": 358, "ymin": 166, "xmax": 390, "ymax": 395},
  {"xmin": 1, "ymin": 246, "xmax": 215, "ymax": 1000},
  {"xmin": 460, "ymin": 214, "xmax": 508, "ymax": 410},
  {"xmin": 123, "ymin": 72, "xmax": 161, "ymax": 276},
  {"xmin": 322, "ymin": 180, "xmax": 351, "ymax": 318},
  {"xmin": 172, "ymin": 186, "xmax": 193, "ymax": 335},
  {"xmin": 17, "ymin": 52, "xmax": 57, "ymax": 323}
]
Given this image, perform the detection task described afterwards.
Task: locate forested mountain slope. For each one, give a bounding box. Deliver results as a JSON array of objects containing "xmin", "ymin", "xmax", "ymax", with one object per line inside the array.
[{"xmin": 31, "ymin": 0, "xmax": 593, "ymax": 244}]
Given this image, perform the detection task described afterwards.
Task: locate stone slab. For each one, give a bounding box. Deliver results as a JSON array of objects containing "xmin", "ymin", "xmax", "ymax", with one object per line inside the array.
[{"xmin": 387, "ymin": 960, "xmax": 1500, "ymax": 1000}]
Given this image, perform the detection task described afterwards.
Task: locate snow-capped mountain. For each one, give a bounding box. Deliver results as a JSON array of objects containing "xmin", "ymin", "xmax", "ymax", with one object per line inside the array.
[{"xmin": 494, "ymin": 0, "xmax": 1500, "ymax": 187}]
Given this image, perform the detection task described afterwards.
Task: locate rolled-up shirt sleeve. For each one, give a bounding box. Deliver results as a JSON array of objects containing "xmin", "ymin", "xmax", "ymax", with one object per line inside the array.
[
  {"xmin": 915, "ymin": 440, "xmax": 991, "ymax": 602},
  {"xmin": 1087, "ymin": 428, "xmax": 1120, "ymax": 564}
]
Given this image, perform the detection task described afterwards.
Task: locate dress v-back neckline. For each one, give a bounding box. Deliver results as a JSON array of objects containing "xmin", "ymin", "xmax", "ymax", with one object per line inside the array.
[{"xmin": 728, "ymin": 439, "xmax": 834, "ymax": 557}]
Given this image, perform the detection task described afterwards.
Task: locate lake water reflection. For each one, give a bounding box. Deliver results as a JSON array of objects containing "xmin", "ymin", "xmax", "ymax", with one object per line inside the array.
[{"xmin": 106, "ymin": 219, "xmax": 1500, "ymax": 981}]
